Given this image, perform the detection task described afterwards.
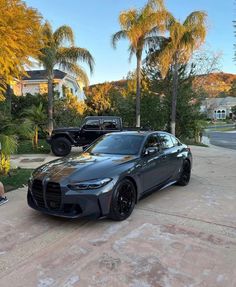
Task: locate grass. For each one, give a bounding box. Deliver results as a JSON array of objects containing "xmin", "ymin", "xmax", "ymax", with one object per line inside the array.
[
  {"xmin": 206, "ymin": 120, "xmax": 234, "ymax": 126},
  {"xmin": 16, "ymin": 139, "xmax": 50, "ymax": 154},
  {"xmin": 207, "ymin": 127, "xmax": 236, "ymax": 132},
  {"xmin": 0, "ymin": 168, "xmax": 33, "ymax": 192}
]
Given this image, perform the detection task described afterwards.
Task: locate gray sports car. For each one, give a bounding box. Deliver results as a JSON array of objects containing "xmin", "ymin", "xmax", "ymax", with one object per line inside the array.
[{"xmin": 27, "ymin": 131, "xmax": 192, "ymax": 221}]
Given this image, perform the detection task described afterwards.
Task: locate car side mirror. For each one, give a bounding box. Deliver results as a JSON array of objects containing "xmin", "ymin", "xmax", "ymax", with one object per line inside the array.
[{"xmin": 144, "ymin": 147, "xmax": 159, "ymax": 156}]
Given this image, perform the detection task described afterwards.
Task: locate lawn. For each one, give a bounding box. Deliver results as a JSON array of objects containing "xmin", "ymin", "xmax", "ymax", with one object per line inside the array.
[
  {"xmin": 17, "ymin": 139, "xmax": 50, "ymax": 154},
  {"xmin": 0, "ymin": 168, "xmax": 33, "ymax": 192}
]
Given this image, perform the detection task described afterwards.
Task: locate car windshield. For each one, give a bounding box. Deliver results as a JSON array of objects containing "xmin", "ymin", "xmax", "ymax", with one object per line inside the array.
[{"xmin": 87, "ymin": 134, "xmax": 145, "ymax": 155}]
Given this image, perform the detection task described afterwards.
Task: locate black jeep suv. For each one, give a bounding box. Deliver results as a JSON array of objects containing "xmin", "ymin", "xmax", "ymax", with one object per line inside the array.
[{"xmin": 47, "ymin": 116, "xmax": 122, "ymax": 156}]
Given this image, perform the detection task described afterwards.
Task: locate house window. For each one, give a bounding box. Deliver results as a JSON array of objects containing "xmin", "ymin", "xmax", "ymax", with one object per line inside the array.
[
  {"xmin": 222, "ymin": 110, "xmax": 226, "ymax": 119},
  {"xmin": 215, "ymin": 109, "xmax": 226, "ymax": 119}
]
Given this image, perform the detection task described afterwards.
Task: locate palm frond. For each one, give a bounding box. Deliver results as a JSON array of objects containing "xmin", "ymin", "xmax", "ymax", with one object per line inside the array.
[
  {"xmin": 17, "ymin": 118, "xmax": 34, "ymax": 140},
  {"xmin": 57, "ymin": 47, "xmax": 94, "ymax": 73},
  {"xmin": 147, "ymin": 0, "xmax": 165, "ymax": 11},
  {"xmin": 53, "ymin": 25, "xmax": 75, "ymax": 47},
  {"xmin": 144, "ymin": 35, "xmax": 167, "ymax": 50},
  {"xmin": 0, "ymin": 134, "xmax": 18, "ymax": 155},
  {"xmin": 183, "ymin": 11, "xmax": 207, "ymax": 27},
  {"xmin": 41, "ymin": 21, "xmax": 54, "ymax": 44},
  {"xmin": 128, "ymin": 45, "xmax": 135, "ymax": 62},
  {"xmin": 60, "ymin": 62, "xmax": 89, "ymax": 86},
  {"xmin": 112, "ymin": 30, "xmax": 128, "ymax": 48},
  {"xmin": 119, "ymin": 9, "xmax": 138, "ymax": 29},
  {"xmin": 21, "ymin": 103, "xmax": 47, "ymax": 125},
  {"xmin": 38, "ymin": 47, "xmax": 56, "ymax": 72}
]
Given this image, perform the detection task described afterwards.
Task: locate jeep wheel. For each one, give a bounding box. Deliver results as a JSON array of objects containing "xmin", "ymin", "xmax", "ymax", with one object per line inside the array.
[{"xmin": 51, "ymin": 137, "xmax": 72, "ymax": 156}]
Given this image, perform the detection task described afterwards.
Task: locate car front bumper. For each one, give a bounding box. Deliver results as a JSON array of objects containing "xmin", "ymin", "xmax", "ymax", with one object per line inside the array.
[{"xmin": 27, "ymin": 179, "xmax": 114, "ymax": 219}]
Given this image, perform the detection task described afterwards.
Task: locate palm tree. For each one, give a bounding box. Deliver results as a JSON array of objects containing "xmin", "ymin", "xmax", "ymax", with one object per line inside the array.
[
  {"xmin": 112, "ymin": 0, "xmax": 169, "ymax": 127},
  {"xmin": 39, "ymin": 23, "xmax": 95, "ymax": 134},
  {"xmin": 156, "ymin": 12, "xmax": 207, "ymax": 135},
  {"xmin": 21, "ymin": 103, "xmax": 47, "ymax": 148},
  {"xmin": 0, "ymin": 114, "xmax": 18, "ymax": 175}
]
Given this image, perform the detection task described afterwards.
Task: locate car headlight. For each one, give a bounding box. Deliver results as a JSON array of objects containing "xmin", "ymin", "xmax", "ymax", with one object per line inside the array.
[
  {"xmin": 68, "ymin": 178, "xmax": 112, "ymax": 191},
  {"xmin": 28, "ymin": 174, "xmax": 34, "ymax": 186}
]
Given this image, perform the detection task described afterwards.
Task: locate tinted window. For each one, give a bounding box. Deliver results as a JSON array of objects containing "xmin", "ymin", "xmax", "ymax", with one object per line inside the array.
[
  {"xmin": 87, "ymin": 134, "xmax": 144, "ymax": 155},
  {"xmin": 83, "ymin": 120, "xmax": 100, "ymax": 130},
  {"xmin": 102, "ymin": 119, "xmax": 118, "ymax": 130},
  {"xmin": 158, "ymin": 134, "xmax": 174, "ymax": 149},
  {"xmin": 144, "ymin": 134, "xmax": 159, "ymax": 149},
  {"xmin": 171, "ymin": 136, "xmax": 179, "ymax": 146}
]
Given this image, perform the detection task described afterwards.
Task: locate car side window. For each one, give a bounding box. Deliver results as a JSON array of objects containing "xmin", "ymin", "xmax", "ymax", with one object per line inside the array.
[
  {"xmin": 158, "ymin": 134, "xmax": 174, "ymax": 149},
  {"xmin": 144, "ymin": 134, "xmax": 159, "ymax": 149},
  {"xmin": 83, "ymin": 120, "xmax": 100, "ymax": 130},
  {"xmin": 171, "ymin": 136, "xmax": 179, "ymax": 146},
  {"xmin": 102, "ymin": 119, "xmax": 118, "ymax": 130}
]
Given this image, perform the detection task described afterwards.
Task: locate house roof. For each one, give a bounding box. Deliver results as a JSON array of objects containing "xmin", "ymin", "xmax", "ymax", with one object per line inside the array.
[
  {"xmin": 202, "ymin": 97, "xmax": 236, "ymax": 107},
  {"xmin": 22, "ymin": 69, "xmax": 67, "ymax": 81}
]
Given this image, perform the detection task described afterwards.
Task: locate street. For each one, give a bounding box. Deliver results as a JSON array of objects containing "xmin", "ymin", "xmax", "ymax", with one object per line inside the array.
[
  {"xmin": 0, "ymin": 145, "xmax": 236, "ymax": 287},
  {"xmin": 207, "ymin": 131, "xmax": 236, "ymax": 150}
]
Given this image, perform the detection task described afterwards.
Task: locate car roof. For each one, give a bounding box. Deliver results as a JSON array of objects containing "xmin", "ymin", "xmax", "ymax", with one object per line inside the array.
[
  {"xmin": 106, "ymin": 130, "xmax": 173, "ymax": 137},
  {"xmin": 84, "ymin": 116, "xmax": 121, "ymax": 120}
]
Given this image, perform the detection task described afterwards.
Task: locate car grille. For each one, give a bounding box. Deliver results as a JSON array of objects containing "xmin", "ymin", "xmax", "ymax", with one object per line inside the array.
[
  {"xmin": 31, "ymin": 180, "xmax": 62, "ymax": 211},
  {"xmin": 46, "ymin": 182, "xmax": 62, "ymax": 210},
  {"xmin": 32, "ymin": 179, "xmax": 45, "ymax": 208}
]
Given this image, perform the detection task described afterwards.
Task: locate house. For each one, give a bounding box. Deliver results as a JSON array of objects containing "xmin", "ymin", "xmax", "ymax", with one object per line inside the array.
[
  {"xmin": 200, "ymin": 97, "xmax": 236, "ymax": 119},
  {"xmin": 12, "ymin": 69, "xmax": 85, "ymax": 101}
]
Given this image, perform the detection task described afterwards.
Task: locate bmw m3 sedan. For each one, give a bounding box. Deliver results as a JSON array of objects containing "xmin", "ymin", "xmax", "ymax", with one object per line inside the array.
[{"xmin": 27, "ymin": 131, "xmax": 192, "ymax": 221}]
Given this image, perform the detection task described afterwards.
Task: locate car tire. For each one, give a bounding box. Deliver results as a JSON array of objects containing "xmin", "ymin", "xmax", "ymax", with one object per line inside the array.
[
  {"xmin": 176, "ymin": 160, "xmax": 191, "ymax": 186},
  {"xmin": 51, "ymin": 137, "xmax": 72, "ymax": 156},
  {"xmin": 109, "ymin": 179, "xmax": 136, "ymax": 221}
]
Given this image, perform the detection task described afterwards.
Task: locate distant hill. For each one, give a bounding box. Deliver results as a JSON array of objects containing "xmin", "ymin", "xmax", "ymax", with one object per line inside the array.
[
  {"xmin": 193, "ymin": 72, "xmax": 236, "ymax": 97},
  {"xmin": 88, "ymin": 79, "xmax": 128, "ymax": 90},
  {"xmin": 89, "ymin": 72, "xmax": 236, "ymax": 98}
]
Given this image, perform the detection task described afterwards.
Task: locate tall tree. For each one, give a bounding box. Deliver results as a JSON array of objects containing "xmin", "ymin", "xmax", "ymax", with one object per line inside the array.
[
  {"xmin": 112, "ymin": 0, "xmax": 169, "ymax": 127},
  {"xmin": 38, "ymin": 23, "xmax": 95, "ymax": 134},
  {"xmin": 0, "ymin": 0, "xmax": 43, "ymax": 100},
  {"xmin": 154, "ymin": 12, "xmax": 207, "ymax": 135}
]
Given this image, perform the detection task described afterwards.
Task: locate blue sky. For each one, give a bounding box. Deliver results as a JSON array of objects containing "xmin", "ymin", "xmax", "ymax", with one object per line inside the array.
[{"xmin": 25, "ymin": 0, "xmax": 236, "ymax": 84}]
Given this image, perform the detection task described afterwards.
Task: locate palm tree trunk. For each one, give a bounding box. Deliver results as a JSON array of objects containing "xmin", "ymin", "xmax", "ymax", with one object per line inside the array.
[
  {"xmin": 136, "ymin": 54, "xmax": 142, "ymax": 128},
  {"xmin": 34, "ymin": 126, "xmax": 38, "ymax": 148},
  {"xmin": 171, "ymin": 59, "xmax": 179, "ymax": 136},
  {"xmin": 48, "ymin": 72, "xmax": 54, "ymax": 135}
]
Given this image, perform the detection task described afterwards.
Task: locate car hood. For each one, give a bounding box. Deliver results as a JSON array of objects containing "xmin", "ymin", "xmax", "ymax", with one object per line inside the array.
[{"xmin": 33, "ymin": 152, "xmax": 138, "ymax": 183}]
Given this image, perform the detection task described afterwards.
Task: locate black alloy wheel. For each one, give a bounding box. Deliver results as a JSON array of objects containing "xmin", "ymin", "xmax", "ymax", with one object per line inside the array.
[
  {"xmin": 177, "ymin": 160, "xmax": 191, "ymax": 186},
  {"xmin": 109, "ymin": 179, "xmax": 136, "ymax": 221},
  {"xmin": 51, "ymin": 137, "xmax": 72, "ymax": 156}
]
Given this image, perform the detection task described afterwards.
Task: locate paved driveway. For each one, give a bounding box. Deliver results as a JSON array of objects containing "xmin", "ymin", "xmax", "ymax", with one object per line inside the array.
[{"xmin": 1, "ymin": 146, "xmax": 236, "ymax": 287}]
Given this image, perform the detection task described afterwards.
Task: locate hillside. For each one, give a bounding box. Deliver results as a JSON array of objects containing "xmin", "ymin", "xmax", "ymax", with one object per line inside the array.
[
  {"xmin": 193, "ymin": 72, "xmax": 236, "ymax": 97},
  {"xmin": 89, "ymin": 72, "xmax": 236, "ymax": 98}
]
